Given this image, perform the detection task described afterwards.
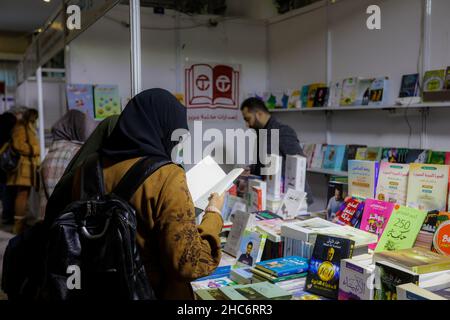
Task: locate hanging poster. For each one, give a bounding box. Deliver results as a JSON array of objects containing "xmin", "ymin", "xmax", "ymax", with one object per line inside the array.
[
  {"xmin": 93, "ymin": 85, "xmax": 121, "ymax": 120},
  {"xmin": 66, "ymin": 84, "xmax": 95, "ymax": 119},
  {"xmin": 185, "ymin": 62, "xmax": 240, "ymax": 121}
]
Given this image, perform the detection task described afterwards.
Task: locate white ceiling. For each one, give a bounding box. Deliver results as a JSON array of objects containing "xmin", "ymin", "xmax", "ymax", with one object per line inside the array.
[{"xmin": 0, "ymin": 0, "xmax": 61, "ymax": 33}]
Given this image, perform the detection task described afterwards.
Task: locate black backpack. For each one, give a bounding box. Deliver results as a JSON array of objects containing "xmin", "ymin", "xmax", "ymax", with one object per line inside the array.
[{"xmin": 2, "ymin": 154, "xmax": 171, "ymax": 300}]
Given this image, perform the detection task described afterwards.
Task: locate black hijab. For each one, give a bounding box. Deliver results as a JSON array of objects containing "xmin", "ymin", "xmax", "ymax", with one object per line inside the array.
[{"xmin": 100, "ymin": 88, "xmax": 188, "ymax": 161}]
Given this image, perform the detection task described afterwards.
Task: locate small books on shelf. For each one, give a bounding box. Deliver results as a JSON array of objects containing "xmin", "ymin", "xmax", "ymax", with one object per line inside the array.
[
  {"xmin": 423, "ymin": 69, "xmax": 446, "ymax": 92},
  {"xmin": 375, "ymin": 204, "xmax": 427, "ymax": 253},
  {"xmin": 399, "ymin": 73, "xmax": 420, "ymax": 98},
  {"xmin": 328, "ymin": 81, "xmax": 342, "ymax": 107},
  {"xmin": 310, "ymin": 144, "xmax": 326, "ymax": 169},
  {"xmin": 368, "ymin": 77, "xmax": 390, "ymax": 106},
  {"xmin": 340, "ymin": 77, "xmax": 358, "ymax": 106},
  {"xmin": 348, "ymin": 160, "xmax": 379, "ymax": 200},
  {"xmin": 305, "ymin": 234, "xmax": 355, "ymax": 299},
  {"xmin": 186, "ymin": 156, "xmax": 244, "ymax": 211},
  {"xmin": 322, "ymin": 145, "xmax": 347, "ymax": 171},
  {"xmin": 356, "ymin": 78, "xmax": 373, "ymax": 106},
  {"xmin": 255, "ymin": 256, "xmax": 309, "ymax": 278},
  {"xmin": 406, "ymin": 163, "xmax": 449, "ymax": 212},
  {"xmin": 359, "ymin": 199, "xmax": 395, "ymax": 250},
  {"xmin": 375, "ymin": 162, "xmax": 409, "ymax": 205}
]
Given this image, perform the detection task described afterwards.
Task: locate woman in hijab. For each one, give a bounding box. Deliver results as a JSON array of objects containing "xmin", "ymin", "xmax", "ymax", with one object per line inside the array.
[
  {"xmin": 39, "ymin": 110, "xmax": 97, "ymax": 220},
  {"xmin": 45, "ymin": 89, "xmax": 224, "ymax": 300}
]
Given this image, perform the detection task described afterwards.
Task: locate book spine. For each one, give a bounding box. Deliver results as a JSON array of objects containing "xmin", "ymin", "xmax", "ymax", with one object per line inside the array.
[{"xmin": 276, "ymin": 267, "xmax": 309, "ymax": 277}]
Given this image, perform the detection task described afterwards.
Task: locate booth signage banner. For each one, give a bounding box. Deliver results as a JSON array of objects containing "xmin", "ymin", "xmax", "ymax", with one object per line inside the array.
[{"xmin": 184, "ymin": 62, "xmax": 240, "ymax": 121}]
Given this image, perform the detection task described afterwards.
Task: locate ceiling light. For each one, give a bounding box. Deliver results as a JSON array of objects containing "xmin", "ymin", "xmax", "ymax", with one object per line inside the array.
[{"xmin": 43, "ymin": 0, "xmax": 51, "ymax": 3}]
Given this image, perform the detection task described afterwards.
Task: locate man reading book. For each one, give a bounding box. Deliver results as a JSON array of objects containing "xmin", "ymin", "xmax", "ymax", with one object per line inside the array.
[{"xmin": 240, "ymin": 97, "xmax": 313, "ymax": 205}]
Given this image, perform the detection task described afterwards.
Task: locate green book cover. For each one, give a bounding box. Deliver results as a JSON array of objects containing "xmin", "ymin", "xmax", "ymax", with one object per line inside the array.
[
  {"xmin": 375, "ymin": 205, "xmax": 427, "ymax": 253},
  {"xmin": 423, "ymin": 69, "xmax": 445, "ymax": 92},
  {"xmin": 94, "ymin": 84, "xmax": 121, "ymax": 120},
  {"xmin": 428, "ymin": 151, "xmax": 446, "ymax": 165}
]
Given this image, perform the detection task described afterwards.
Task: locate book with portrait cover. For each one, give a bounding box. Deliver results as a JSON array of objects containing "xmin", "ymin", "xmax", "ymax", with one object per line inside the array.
[
  {"xmin": 235, "ymin": 230, "xmax": 267, "ymax": 268},
  {"xmin": 304, "ymin": 234, "xmax": 355, "ymax": 299}
]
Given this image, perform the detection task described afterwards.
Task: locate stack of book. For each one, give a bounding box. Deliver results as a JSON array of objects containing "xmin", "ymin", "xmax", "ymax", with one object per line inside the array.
[
  {"xmin": 373, "ymin": 247, "xmax": 450, "ymax": 300},
  {"xmin": 249, "ymin": 256, "xmax": 309, "ymax": 285}
]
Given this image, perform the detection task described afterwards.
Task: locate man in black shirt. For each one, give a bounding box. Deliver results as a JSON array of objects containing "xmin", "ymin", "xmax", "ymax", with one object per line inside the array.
[{"xmin": 240, "ymin": 97, "xmax": 313, "ymax": 205}]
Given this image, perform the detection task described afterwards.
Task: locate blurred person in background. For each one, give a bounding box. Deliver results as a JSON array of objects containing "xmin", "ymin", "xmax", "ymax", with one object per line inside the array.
[
  {"xmin": 0, "ymin": 112, "xmax": 17, "ymax": 225},
  {"xmin": 6, "ymin": 108, "xmax": 40, "ymax": 234},
  {"xmin": 39, "ymin": 110, "xmax": 97, "ymax": 219}
]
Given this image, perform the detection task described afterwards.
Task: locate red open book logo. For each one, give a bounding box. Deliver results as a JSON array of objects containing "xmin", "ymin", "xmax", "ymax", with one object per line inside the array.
[{"xmin": 185, "ymin": 63, "xmax": 240, "ymax": 109}]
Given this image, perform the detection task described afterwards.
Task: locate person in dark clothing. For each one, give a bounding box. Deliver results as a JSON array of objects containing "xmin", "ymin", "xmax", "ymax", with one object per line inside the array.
[
  {"xmin": 0, "ymin": 112, "xmax": 18, "ymax": 224},
  {"xmin": 240, "ymin": 97, "xmax": 313, "ymax": 205}
]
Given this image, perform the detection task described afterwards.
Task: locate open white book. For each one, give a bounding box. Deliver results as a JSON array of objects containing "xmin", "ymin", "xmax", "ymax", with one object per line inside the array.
[{"xmin": 186, "ymin": 156, "xmax": 244, "ymax": 211}]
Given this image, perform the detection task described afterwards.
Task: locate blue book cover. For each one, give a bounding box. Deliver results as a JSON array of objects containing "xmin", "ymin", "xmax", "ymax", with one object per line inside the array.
[
  {"xmin": 323, "ymin": 145, "xmax": 347, "ymax": 171},
  {"xmin": 66, "ymin": 84, "xmax": 95, "ymax": 119},
  {"xmin": 193, "ymin": 266, "xmax": 231, "ymax": 282},
  {"xmin": 255, "ymin": 256, "xmax": 309, "ymax": 277}
]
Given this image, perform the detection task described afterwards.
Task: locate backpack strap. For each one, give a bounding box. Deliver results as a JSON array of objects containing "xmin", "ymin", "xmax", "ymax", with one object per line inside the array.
[
  {"xmin": 112, "ymin": 156, "xmax": 173, "ymax": 201},
  {"xmin": 80, "ymin": 153, "xmax": 106, "ymax": 200}
]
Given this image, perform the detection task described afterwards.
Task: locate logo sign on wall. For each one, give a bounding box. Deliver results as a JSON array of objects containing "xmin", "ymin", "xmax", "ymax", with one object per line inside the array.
[{"xmin": 185, "ymin": 63, "xmax": 240, "ymax": 121}]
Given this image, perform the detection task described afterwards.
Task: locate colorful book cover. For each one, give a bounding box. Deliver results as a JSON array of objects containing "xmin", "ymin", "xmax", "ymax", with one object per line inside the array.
[
  {"xmin": 428, "ymin": 151, "xmax": 446, "ymax": 165},
  {"xmin": 347, "ymin": 145, "xmax": 366, "ymax": 161},
  {"xmin": 348, "ymin": 160, "xmax": 380, "ymax": 200},
  {"xmin": 446, "ymin": 153, "xmax": 450, "ymax": 165},
  {"xmin": 406, "ymin": 164, "xmax": 450, "ymax": 212},
  {"xmin": 219, "ymin": 282, "xmax": 292, "ymax": 300},
  {"xmin": 328, "ymin": 81, "xmax": 342, "ymax": 107},
  {"xmin": 375, "ymin": 204, "xmax": 427, "ymax": 253},
  {"xmin": 306, "ymin": 83, "xmax": 325, "ymax": 108},
  {"xmin": 288, "ymin": 89, "xmax": 301, "ymax": 109},
  {"xmin": 369, "ymin": 77, "xmax": 390, "ymax": 106},
  {"xmin": 322, "ymin": 145, "xmax": 347, "ymax": 171},
  {"xmin": 300, "ymin": 85, "xmax": 310, "ymax": 108},
  {"xmin": 340, "ymin": 77, "xmax": 358, "ymax": 106},
  {"xmin": 355, "ymin": 78, "xmax": 373, "ymax": 106},
  {"xmin": 373, "ymin": 247, "xmax": 450, "ymax": 274},
  {"xmin": 423, "ymin": 69, "xmax": 446, "ymax": 92},
  {"xmin": 399, "ymin": 73, "xmax": 420, "ymax": 98},
  {"xmin": 305, "ymin": 234, "xmax": 355, "ymax": 299},
  {"xmin": 255, "ymin": 256, "xmax": 309, "ymax": 277},
  {"xmin": 303, "ymin": 144, "xmax": 316, "ymax": 168},
  {"xmin": 415, "ymin": 210, "xmax": 440, "ymax": 249},
  {"xmin": 359, "ymin": 199, "xmax": 395, "ymax": 250},
  {"xmin": 375, "ymin": 162, "xmax": 410, "ymax": 205},
  {"xmin": 374, "ymin": 261, "xmax": 419, "ymax": 300},
  {"xmin": 335, "ymin": 197, "xmax": 365, "ymax": 227},
  {"xmin": 381, "ymin": 148, "xmax": 408, "ymax": 163},
  {"xmin": 250, "ymin": 268, "xmax": 307, "ymax": 283},
  {"xmin": 366, "ymin": 147, "xmax": 383, "ymax": 162},
  {"xmin": 313, "ymin": 87, "xmax": 329, "ymax": 107},
  {"xmin": 406, "ymin": 149, "xmax": 429, "ymax": 164},
  {"xmin": 235, "ymin": 230, "xmax": 267, "ymax": 268},
  {"xmin": 355, "ymin": 147, "xmax": 368, "ymax": 160},
  {"xmin": 326, "ymin": 181, "xmax": 348, "ymax": 221},
  {"xmin": 66, "ymin": 84, "xmax": 95, "ymax": 119},
  {"xmin": 93, "ymin": 84, "xmax": 121, "ymax": 120},
  {"xmin": 191, "ymin": 276, "xmax": 236, "ymax": 291},
  {"xmin": 432, "ymin": 212, "xmax": 450, "ymax": 255}
]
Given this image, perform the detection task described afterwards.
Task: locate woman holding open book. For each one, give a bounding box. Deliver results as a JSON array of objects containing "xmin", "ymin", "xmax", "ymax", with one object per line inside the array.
[{"xmin": 45, "ymin": 88, "xmax": 224, "ymax": 300}]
